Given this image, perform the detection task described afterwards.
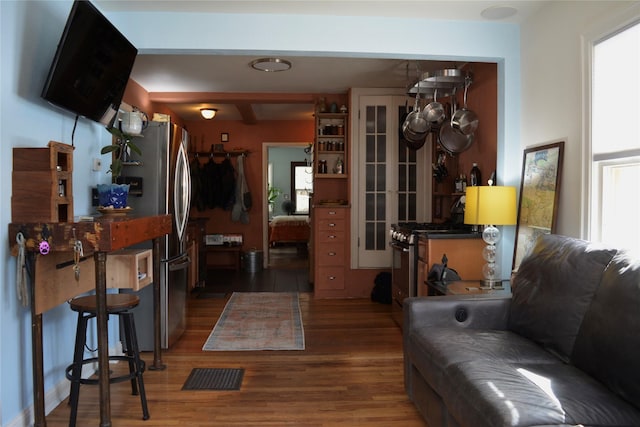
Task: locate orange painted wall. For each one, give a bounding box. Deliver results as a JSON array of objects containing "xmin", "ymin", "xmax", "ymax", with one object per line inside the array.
[
  {"xmin": 455, "ymin": 62, "xmax": 498, "ymax": 182},
  {"xmin": 122, "ymin": 79, "xmax": 185, "ymax": 128},
  {"xmin": 185, "ymin": 119, "xmax": 315, "ymax": 250},
  {"xmin": 123, "ymin": 78, "xmax": 385, "ymax": 295}
]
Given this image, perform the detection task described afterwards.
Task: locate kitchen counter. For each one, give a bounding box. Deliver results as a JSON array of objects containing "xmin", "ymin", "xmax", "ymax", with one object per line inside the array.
[
  {"xmin": 418, "ymin": 230, "xmax": 482, "ymax": 239},
  {"xmin": 417, "ymin": 232, "xmax": 485, "ymax": 296}
]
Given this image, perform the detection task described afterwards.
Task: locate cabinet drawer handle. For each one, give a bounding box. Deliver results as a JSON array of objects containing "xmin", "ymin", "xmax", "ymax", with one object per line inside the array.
[
  {"xmin": 328, "ymin": 223, "xmax": 336, "ymax": 227},
  {"xmin": 328, "ymin": 235, "xmax": 336, "ymax": 239},
  {"xmin": 328, "ymin": 252, "xmax": 336, "ymax": 256},
  {"xmin": 328, "ymin": 276, "xmax": 336, "ymax": 280},
  {"xmin": 328, "ymin": 211, "xmax": 337, "ymax": 215}
]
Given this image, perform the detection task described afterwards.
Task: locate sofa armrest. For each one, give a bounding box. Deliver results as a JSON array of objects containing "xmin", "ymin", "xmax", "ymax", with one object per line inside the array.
[{"xmin": 403, "ymin": 295, "xmax": 512, "ymax": 333}]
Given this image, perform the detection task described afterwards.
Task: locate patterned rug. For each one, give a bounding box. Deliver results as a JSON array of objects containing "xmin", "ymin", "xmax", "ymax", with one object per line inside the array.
[{"xmin": 202, "ymin": 292, "xmax": 305, "ymax": 351}]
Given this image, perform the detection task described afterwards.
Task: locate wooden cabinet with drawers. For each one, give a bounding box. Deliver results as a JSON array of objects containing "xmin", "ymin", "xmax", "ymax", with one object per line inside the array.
[{"xmin": 313, "ymin": 206, "xmax": 349, "ymax": 297}]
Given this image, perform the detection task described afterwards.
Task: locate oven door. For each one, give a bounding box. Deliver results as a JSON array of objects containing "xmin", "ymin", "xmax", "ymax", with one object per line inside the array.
[{"xmin": 390, "ymin": 241, "xmax": 411, "ymax": 328}]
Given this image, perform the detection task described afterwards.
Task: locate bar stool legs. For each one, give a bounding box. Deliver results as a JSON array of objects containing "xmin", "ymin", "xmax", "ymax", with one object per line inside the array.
[
  {"xmin": 68, "ymin": 310, "xmax": 90, "ymax": 427},
  {"xmin": 121, "ymin": 311, "xmax": 149, "ymax": 417},
  {"xmin": 65, "ymin": 294, "xmax": 149, "ymax": 426}
]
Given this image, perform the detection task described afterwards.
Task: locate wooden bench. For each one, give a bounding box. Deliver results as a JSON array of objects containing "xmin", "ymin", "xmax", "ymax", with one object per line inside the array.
[{"xmin": 205, "ymin": 245, "xmax": 243, "ymax": 271}]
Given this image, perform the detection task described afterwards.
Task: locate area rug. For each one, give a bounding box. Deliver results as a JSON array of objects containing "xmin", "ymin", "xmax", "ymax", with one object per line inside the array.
[
  {"xmin": 202, "ymin": 292, "xmax": 305, "ymax": 351},
  {"xmin": 182, "ymin": 368, "xmax": 244, "ymax": 391}
]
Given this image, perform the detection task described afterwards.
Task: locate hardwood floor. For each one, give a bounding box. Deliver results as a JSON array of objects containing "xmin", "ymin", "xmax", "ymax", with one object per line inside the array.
[
  {"xmin": 44, "ymin": 267, "xmax": 426, "ymax": 426},
  {"xmin": 268, "ymin": 244, "xmax": 309, "ymax": 269}
]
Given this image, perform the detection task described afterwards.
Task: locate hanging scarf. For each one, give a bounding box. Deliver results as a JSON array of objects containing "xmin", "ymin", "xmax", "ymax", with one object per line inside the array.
[{"xmin": 231, "ymin": 154, "xmax": 251, "ymax": 223}]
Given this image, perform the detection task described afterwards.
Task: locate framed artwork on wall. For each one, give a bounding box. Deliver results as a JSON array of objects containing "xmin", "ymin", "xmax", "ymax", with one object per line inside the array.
[{"xmin": 512, "ymin": 140, "xmax": 564, "ymax": 272}]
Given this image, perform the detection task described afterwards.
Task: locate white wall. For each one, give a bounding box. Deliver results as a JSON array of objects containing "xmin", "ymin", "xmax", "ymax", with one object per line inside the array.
[
  {"xmin": 520, "ymin": 1, "xmax": 640, "ymax": 238},
  {"xmin": 1, "ymin": 1, "xmax": 109, "ymax": 424}
]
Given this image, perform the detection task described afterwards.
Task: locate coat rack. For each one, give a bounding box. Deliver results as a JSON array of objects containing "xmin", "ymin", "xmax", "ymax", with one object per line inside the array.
[{"xmin": 190, "ymin": 144, "xmax": 249, "ymax": 158}]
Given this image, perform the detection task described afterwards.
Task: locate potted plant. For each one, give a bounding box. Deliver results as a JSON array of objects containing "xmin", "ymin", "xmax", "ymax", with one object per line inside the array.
[
  {"xmin": 97, "ymin": 127, "xmax": 142, "ymax": 209},
  {"xmin": 267, "ymin": 185, "xmax": 281, "ymax": 213}
]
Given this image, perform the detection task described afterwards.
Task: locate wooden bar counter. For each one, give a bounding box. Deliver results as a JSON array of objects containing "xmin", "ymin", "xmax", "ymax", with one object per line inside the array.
[{"xmin": 8, "ymin": 214, "xmax": 172, "ymax": 427}]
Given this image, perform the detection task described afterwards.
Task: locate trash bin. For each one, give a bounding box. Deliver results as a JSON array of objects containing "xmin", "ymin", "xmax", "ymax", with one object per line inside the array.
[{"xmin": 243, "ymin": 249, "xmax": 263, "ymax": 273}]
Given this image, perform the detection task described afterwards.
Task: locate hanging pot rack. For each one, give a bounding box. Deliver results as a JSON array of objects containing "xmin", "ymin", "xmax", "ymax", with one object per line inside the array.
[{"xmin": 406, "ymin": 69, "xmax": 473, "ymax": 99}]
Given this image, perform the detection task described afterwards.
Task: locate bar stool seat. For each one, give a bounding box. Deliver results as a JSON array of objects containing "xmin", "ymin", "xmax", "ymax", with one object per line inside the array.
[{"xmin": 65, "ymin": 293, "xmax": 149, "ymax": 427}]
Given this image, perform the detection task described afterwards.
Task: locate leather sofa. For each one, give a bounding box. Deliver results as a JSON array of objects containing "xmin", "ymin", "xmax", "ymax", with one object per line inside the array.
[{"xmin": 403, "ymin": 234, "xmax": 640, "ymax": 427}]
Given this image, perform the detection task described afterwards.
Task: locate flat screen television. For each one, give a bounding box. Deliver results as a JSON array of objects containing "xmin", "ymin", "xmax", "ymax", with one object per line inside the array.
[{"xmin": 41, "ymin": 0, "xmax": 137, "ymax": 126}]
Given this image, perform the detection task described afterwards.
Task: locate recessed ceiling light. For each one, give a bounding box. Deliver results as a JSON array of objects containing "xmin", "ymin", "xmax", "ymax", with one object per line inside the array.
[
  {"xmin": 481, "ymin": 5, "xmax": 518, "ymax": 20},
  {"xmin": 250, "ymin": 58, "xmax": 292, "ymax": 72}
]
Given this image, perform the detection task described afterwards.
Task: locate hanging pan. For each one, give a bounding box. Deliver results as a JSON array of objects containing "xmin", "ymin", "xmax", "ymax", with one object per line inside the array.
[
  {"xmin": 403, "ymin": 91, "xmax": 428, "ymax": 135},
  {"xmin": 439, "ymin": 88, "xmax": 474, "ymax": 154},
  {"xmin": 451, "ymin": 76, "xmax": 479, "ymax": 136},
  {"xmin": 402, "ymin": 121, "xmax": 427, "ymax": 149},
  {"xmin": 402, "ymin": 78, "xmax": 428, "ymax": 149},
  {"xmin": 422, "ymin": 87, "xmax": 446, "ymax": 130}
]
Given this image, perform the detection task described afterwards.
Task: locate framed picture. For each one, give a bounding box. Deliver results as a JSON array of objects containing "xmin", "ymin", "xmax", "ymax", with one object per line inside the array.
[
  {"xmin": 221, "ymin": 132, "xmax": 229, "ymax": 142},
  {"xmin": 512, "ymin": 140, "xmax": 564, "ymax": 271}
]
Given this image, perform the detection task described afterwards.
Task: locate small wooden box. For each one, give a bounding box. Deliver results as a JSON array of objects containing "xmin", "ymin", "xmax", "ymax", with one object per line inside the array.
[
  {"xmin": 106, "ymin": 249, "xmax": 153, "ymax": 291},
  {"xmin": 12, "ymin": 141, "xmax": 74, "ymax": 222}
]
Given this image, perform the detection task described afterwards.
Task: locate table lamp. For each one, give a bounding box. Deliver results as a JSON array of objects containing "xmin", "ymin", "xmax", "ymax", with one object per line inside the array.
[{"xmin": 464, "ymin": 182, "xmax": 517, "ymax": 288}]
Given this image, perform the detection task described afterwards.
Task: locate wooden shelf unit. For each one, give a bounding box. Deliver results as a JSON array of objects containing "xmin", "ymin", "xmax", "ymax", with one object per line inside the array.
[
  {"xmin": 106, "ymin": 249, "xmax": 153, "ymax": 291},
  {"xmin": 314, "ymin": 113, "xmax": 349, "ymax": 201},
  {"xmin": 12, "ymin": 141, "xmax": 74, "ymax": 222}
]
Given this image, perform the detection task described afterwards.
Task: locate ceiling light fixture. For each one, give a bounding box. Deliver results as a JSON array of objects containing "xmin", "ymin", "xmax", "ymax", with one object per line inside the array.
[
  {"xmin": 481, "ymin": 5, "xmax": 518, "ymax": 20},
  {"xmin": 200, "ymin": 108, "xmax": 217, "ymax": 119},
  {"xmin": 250, "ymin": 57, "xmax": 292, "ymax": 72}
]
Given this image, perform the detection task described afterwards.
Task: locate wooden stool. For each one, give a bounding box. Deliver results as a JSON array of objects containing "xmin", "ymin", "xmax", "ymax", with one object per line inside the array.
[{"xmin": 65, "ymin": 293, "xmax": 149, "ymax": 426}]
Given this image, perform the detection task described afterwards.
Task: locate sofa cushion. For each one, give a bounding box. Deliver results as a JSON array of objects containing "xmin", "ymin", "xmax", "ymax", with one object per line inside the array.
[
  {"xmin": 441, "ymin": 360, "xmax": 640, "ymax": 427},
  {"xmin": 572, "ymin": 251, "xmax": 640, "ymax": 410},
  {"xmin": 508, "ymin": 234, "xmax": 617, "ymax": 362},
  {"xmin": 407, "ymin": 328, "xmax": 561, "ymax": 395}
]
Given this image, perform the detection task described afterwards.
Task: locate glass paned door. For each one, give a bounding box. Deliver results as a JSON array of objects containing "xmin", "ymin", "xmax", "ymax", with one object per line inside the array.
[
  {"xmin": 397, "ymin": 106, "xmax": 419, "ymax": 222},
  {"xmin": 356, "ymin": 95, "xmax": 431, "ymax": 268},
  {"xmin": 364, "ymin": 105, "xmax": 388, "ymax": 251}
]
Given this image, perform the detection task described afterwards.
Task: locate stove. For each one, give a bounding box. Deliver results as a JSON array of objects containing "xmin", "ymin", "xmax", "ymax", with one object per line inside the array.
[
  {"xmin": 389, "ymin": 222, "xmax": 472, "ymax": 327},
  {"xmin": 390, "ymin": 222, "xmax": 470, "ymax": 243}
]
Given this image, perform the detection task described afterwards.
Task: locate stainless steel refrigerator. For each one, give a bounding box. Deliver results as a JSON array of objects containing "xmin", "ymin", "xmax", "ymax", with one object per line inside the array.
[{"xmin": 122, "ymin": 121, "xmax": 191, "ymax": 350}]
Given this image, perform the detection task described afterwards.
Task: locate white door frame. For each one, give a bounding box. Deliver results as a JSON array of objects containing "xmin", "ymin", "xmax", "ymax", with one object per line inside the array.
[
  {"xmin": 349, "ymin": 89, "xmax": 431, "ymax": 268},
  {"xmin": 262, "ymin": 141, "xmax": 312, "ymax": 268}
]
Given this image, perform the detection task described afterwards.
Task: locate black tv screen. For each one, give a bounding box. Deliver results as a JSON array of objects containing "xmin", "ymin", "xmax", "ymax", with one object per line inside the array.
[{"xmin": 42, "ymin": 0, "xmax": 137, "ymax": 126}]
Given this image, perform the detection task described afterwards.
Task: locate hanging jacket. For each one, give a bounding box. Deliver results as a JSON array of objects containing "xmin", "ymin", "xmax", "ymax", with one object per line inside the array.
[
  {"xmin": 202, "ymin": 157, "xmax": 218, "ymax": 210},
  {"xmin": 231, "ymin": 154, "xmax": 251, "ymax": 223},
  {"xmin": 219, "ymin": 157, "xmax": 236, "ymax": 211},
  {"xmin": 190, "ymin": 155, "xmax": 206, "ymax": 211}
]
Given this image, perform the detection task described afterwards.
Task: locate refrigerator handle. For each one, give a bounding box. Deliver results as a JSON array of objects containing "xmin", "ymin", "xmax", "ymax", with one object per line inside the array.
[
  {"xmin": 163, "ymin": 251, "xmax": 191, "ymax": 271},
  {"xmin": 173, "ymin": 133, "xmax": 191, "ymax": 245}
]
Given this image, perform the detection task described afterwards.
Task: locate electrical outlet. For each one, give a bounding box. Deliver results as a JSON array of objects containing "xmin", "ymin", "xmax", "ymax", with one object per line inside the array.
[{"xmin": 92, "ymin": 158, "xmax": 102, "ymax": 171}]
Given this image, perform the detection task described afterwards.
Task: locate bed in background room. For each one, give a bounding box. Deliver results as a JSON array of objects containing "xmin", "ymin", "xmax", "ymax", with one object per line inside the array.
[{"xmin": 269, "ymin": 215, "xmax": 310, "ymax": 246}]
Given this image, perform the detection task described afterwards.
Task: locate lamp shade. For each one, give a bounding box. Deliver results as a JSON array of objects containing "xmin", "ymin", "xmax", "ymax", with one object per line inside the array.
[{"xmin": 464, "ymin": 186, "xmax": 517, "ymax": 225}]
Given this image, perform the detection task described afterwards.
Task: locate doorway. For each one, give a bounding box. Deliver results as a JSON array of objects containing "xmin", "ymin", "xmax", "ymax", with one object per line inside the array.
[{"xmin": 263, "ymin": 142, "xmax": 313, "ymax": 269}]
